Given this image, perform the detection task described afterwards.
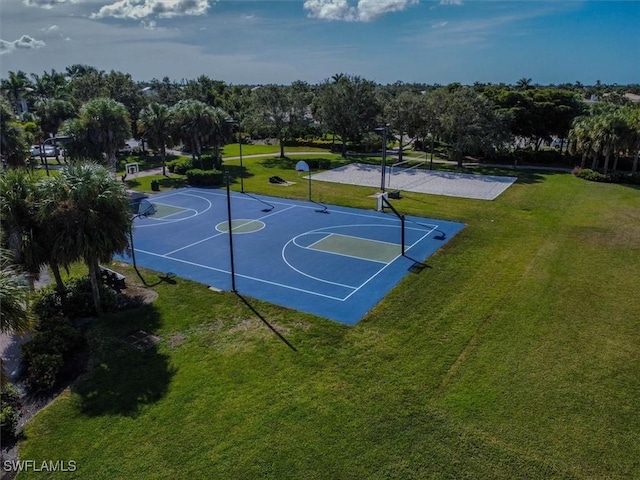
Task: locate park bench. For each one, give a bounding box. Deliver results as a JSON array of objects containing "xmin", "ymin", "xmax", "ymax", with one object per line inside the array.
[{"xmin": 99, "ymin": 265, "xmax": 126, "ymax": 292}]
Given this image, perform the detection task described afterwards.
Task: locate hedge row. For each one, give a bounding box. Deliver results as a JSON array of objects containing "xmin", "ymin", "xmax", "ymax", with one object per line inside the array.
[
  {"xmin": 185, "ymin": 169, "xmax": 224, "ymax": 186},
  {"xmin": 574, "ymin": 168, "xmax": 640, "ymax": 185}
]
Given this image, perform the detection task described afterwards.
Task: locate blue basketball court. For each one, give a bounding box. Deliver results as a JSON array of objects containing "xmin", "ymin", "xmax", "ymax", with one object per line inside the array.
[{"xmin": 118, "ymin": 188, "xmax": 465, "ymax": 325}]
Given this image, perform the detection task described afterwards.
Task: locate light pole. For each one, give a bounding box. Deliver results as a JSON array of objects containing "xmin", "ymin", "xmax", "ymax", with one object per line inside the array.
[
  {"xmin": 40, "ymin": 135, "xmax": 71, "ymax": 176},
  {"xmin": 374, "ymin": 126, "xmax": 389, "ymax": 193},
  {"xmin": 226, "ymin": 119, "xmax": 244, "ymax": 193},
  {"xmin": 128, "ymin": 201, "xmax": 155, "ymax": 285}
]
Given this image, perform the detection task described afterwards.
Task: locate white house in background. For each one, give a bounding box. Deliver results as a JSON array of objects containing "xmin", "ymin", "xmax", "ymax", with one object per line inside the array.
[{"xmin": 623, "ymin": 93, "xmax": 640, "ymax": 103}]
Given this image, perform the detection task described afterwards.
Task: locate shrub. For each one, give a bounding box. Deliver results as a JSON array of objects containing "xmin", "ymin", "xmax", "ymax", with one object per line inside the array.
[
  {"xmin": 167, "ymin": 157, "xmax": 193, "ymax": 175},
  {"xmin": 21, "ymin": 316, "xmax": 85, "ymax": 392},
  {"xmin": 575, "ymin": 168, "xmax": 609, "ymax": 182},
  {"xmin": 0, "ymin": 383, "xmax": 21, "ymax": 440},
  {"xmin": 574, "ymin": 168, "xmax": 640, "ymax": 185},
  {"xmin": 32, "ymin": 276, "xmax": 117, "ymax": 320},
  {"xmin": 185, "ymin": 169, "xmax": 224, "ymax": 187},
  {"xmin": 25, "ymin": 353, "xmax": 64, "ymax": 391}
]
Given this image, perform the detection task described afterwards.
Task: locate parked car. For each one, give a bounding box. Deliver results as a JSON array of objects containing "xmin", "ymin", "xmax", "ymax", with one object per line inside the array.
[
  {"xmin": 117, "ymin": 144, "xmax": 132, "ymax": 156},
  {"xmin": 29, "ymin": 145, "xmax": 57, "ymax": 157}
]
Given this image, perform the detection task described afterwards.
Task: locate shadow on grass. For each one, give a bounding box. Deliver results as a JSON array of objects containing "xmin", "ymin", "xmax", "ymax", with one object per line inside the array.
[
  {"xmin": 236, "ymin": 293, "xmax": 297, "ymax": 352},
  {"xmin": 223, "ymin": 164, "xmax": 253, "ymax": 184},
  {"xmin": 158, "ymin": 177, "xmax": 188, "ymax": 189},
  {"xmin": 124, "ymin": 176, "xmax": 188, "ymax": 191},
  {"xmin": 72, "ymin": 303, "xmax": 176, "ymax": 417},
  {"xmin": 260, "ymin": 156, "xmax": 344, "ymax": 170}
]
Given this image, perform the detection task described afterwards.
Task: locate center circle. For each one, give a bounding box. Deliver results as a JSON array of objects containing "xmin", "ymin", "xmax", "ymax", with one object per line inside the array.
[{"xmin": 215, "ymin": 219, "xmax": 265, "ymax": 234}]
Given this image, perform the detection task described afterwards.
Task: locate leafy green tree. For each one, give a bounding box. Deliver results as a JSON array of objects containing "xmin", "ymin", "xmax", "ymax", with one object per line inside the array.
[
  {"xmin": 68, "ymin": 68, "xmax": 109, "ymax": 106},
  {"xmin": 438, "ymin": 87, "xmax": 507, "ymax": 167},
  {"xmin": 316, "ymin": 74, "xmax": 381, "ymax": 157},
  {"xmin": 0, "ymin": 99, "xmax": 29, "ymax": 167},
  {"xmin": 105, "ymin": 70, "xmax": 146, "ymax": 134},
  {"xmin": 144, "ymin": 77, "xmax": 184, "ymax": 107},
  {"xmin": 38, "ymin": 163, "xmax": 131, "ymax": 315},
  {"xmin": 383, "ymin": 90, "xmax": 427, "ymax": 163},
  {"xmin": 248, "ymin": 83, "xmax": 311, "ymax": 159}
]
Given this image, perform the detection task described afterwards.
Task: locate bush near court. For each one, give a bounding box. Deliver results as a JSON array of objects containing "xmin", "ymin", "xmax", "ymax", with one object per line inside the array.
[
  {"xmin": 184, "ymin": 169, "xmax": 224, "ymax": 186},
  {"xmin": 574, "ymin": 167, "xmax": 640, "ymax": 185}
]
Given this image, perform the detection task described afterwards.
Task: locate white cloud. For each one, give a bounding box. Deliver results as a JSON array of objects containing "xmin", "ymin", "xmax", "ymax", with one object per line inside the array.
[
  {"xmin": 432, "ymin": 21, "xmax": 448, "ymax": 28},
  {"xmin": 140, "ymin": 19, "xmax": 158, "ymax": 30},
  {"xmin": 23, "ymin": 0, "xmax": 71, "ymax": 8},
  {"xmin": 304, "ymin": 0, "xmax": 356, "ymax": 22},
  {"xmin": 304, "ymin": 0, "xmax": 417, "ymax": 22},
  {"xmin": 439, "ymin": 0, "xmax": 462, "ymax": 5},
  {"xmin": 0, "ymin": 35, "xmax": 46, "ymax": 55},
  {"xmin": 40, "ymin": 25, "xmax": 60, "ymax": 33},
  {"xmin": 91, "ymin": 0, "xmax": 211, "ymax": 20}
]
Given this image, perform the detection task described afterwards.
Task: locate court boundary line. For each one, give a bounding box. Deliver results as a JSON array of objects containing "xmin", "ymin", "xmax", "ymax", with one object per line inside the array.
[
  {"xmin": 136, "ymin": 247, "xmax": 352, "ymax": 301},
  {"xmin": 132, "ymin": 189, "xmax": 445, "ymax": 303},
  {"xmin": 135, "ymin": 192, "xmax": 212, "ymax": 227},
  {"xmin": 304, "ymin": 233, "xmax": 399, "ymax": 265}
]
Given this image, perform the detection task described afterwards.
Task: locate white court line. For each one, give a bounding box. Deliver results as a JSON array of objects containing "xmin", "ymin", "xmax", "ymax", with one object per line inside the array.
[
  {"xmin": 189, "ymin": 188, "xmax": 440, "ymax": 228},
  {"xmin": 282, "ymin": 224, "xmax": 407, "ymax": 289},
  {"xmin": 135, "ymin": 248, "xmax": 350, "ymax": 301},
  {"xmin": 135, "ymin": 193, "xmax": 212, "ymax": 228},
  {"xmin": 341, "ymin": 223, "xmax": 439, "ymax": 301},
  {"xmin": 297, "ymin": 233, "xmax": 396, "ymax": 265},
  {"xmin": 162, "ymin": 205, "xmax": 296, "ymax": 256},
  {"xmin": 138, "ymin": 188, "xmax": 444, "ymax": 301}
]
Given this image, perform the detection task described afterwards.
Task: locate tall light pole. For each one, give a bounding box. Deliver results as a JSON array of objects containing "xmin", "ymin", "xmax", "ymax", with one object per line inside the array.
[
  {"xmin": 41, "ymin": 135, "xmax": 71, "ymax": 176},
  {"xmin": 374, "ymin": 126, "xmax": 389, "ymax": 193},
  {"xmin": 226, "ymin": 119, "xmax": 244, "ymax": 193}
]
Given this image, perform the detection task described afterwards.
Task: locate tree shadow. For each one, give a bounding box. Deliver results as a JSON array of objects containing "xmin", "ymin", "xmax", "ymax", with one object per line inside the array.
[
  {"xmin": 223, "ymin": 164, "xmax": 253, "ymax": 184},
  {"xmin": 71, "ymin": 303, "xmax": 176, "ymax": 417},
  {"xmin": 259, "ymin": 157, "xmax": 339, "ymax": 170},
  {"xmin": 158, "ymin": 177, "xmax": 188, "ymax": 189}
]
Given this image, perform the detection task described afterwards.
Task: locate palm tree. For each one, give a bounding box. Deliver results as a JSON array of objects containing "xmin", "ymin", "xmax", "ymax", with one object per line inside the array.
[
  {"xmin": 0, "ymin": 71, "xmax": 33, "ymax": 115},
  {"xmin": 0, "ymin": 98, "xmax": 29, "ymax": 167},
  {"xmin": 171, "ymin": 100, "xmax": 214, "ymax": 168},
  {"xmin": 35, "ymin": 98, "xmax": 76, "ymax": 139},
  {"xmin": 80, "ymin": 98, "xmax": 132, "ymax": 170},
  {"xmin": 569, "ymin": 116, "xmax": 597, "ymax": 169},
  {"xmin": 516, "ymin": 77, "xmax": 532, "ymax": 91},
  {"xmin": 627, "ymin": 109, "xmax": 640, "ymax": 175},
  {"xmin": 0, "ymin": 168, "xmax": 47, "ymax": 290},
  {"xmin": 0, "ymin": 247, "xmax": 32, "ymax": 336},
  {"xmin": 208, "ymin": 106, "xmax": 231, "ymax": 168},
  {"xmin": 30, "ymin": 69, "xmax": 70, "ymax": 102},
  {"xmin": 138, "ymin": 102, "xmax": 173, "ymax": 176},
  {"xmin": 0, "ymin": 247, "xmax": 33, "ymax": 385},
  {"xmin": 38, "ymin": 163, "xmax": 131, "ymax": 315}
]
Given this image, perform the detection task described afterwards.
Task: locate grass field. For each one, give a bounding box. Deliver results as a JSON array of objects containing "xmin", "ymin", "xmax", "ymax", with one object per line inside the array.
[{"xmin": 17, "ymin": 158, "xmax": 640, "ymax": 479}]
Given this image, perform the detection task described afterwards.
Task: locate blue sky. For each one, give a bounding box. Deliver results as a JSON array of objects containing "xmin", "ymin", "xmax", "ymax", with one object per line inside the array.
[{"xmin": 1, "ymin": 1, "xmax": 638, "ymax": 85}]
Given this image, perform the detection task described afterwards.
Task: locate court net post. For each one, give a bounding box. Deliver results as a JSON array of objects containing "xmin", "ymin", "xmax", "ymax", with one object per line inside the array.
[{"xmin": 377, "ymin": 194, "xmax": 405, "ymax": 256}]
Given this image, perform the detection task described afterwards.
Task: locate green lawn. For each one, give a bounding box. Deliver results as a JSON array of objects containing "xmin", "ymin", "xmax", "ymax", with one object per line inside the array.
[{"xmin": 17, "ymin": 161, "xmax": 640, "ymax": 479}]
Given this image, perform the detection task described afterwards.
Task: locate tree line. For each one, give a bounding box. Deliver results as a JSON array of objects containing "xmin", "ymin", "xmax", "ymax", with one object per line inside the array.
[{"xmin": 2, "ymin": 66, "xmax": 639, "ymax": 173}]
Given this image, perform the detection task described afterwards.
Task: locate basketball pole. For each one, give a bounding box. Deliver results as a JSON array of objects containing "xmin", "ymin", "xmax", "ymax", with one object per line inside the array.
[{"xmin": 225, "ymin": 171, "xmax": 237, "ymax": 292}]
